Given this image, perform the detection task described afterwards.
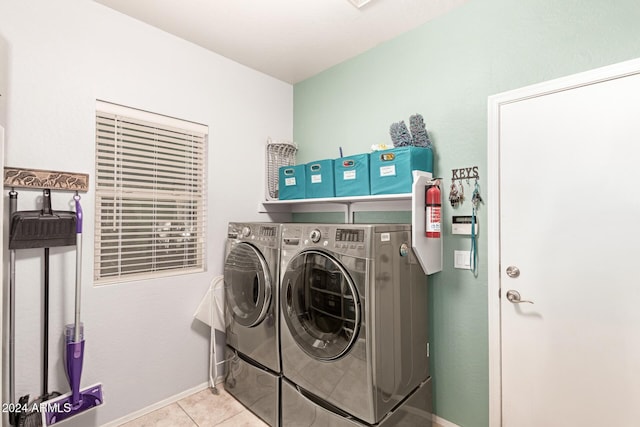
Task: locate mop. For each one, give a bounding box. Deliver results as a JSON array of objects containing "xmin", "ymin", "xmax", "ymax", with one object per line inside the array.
[{"xmin": 42, "ymin": 194, "xmax": 104, "ymax": 425}]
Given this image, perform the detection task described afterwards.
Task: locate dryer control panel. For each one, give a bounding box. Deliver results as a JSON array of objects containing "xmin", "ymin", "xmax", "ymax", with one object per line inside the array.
[{"xmin": 227, "ymin": 222, "xmax": 281, "ymax": 248}]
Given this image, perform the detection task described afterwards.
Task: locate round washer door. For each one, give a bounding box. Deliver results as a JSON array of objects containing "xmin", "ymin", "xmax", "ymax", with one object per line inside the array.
[
  {"xmin": 281, "ymin": 249, "xmax": 361, "ymax": 361},
  {"xmin": 224, "ymin": 242, "xmax": 272, "ymax": 327}
]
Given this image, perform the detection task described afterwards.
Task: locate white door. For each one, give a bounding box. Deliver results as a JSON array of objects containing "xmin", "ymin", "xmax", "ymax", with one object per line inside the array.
[{"xmin": 489, "ymin": 60, "xmax": 640, "ymax": 426}]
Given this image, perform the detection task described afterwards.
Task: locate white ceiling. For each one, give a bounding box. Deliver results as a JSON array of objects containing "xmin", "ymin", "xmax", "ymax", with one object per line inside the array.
[{"xmin": 95, "ymin": 0, "xmax": 469, "ymax": 84}]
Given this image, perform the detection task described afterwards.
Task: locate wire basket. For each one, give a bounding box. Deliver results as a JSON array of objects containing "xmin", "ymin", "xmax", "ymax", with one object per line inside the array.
[{"xmin": 265, "ymin": 138, "xmax": 297, "ymax": 200}]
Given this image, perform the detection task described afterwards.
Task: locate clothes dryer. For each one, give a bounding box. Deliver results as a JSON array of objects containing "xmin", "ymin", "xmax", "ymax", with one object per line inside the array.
[
  {"xmin": 224, "ymin": 222, "xmax": 281, "ymax": 426},
  {"xmin": 280, "ymin": 224, "xmax": 431, "ymax": 425}
]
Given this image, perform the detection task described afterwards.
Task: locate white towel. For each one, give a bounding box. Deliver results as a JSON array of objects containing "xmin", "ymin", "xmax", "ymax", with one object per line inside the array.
[{"xmin": 194, "ymin": 275, "xmax": 225, "ymax": 331}]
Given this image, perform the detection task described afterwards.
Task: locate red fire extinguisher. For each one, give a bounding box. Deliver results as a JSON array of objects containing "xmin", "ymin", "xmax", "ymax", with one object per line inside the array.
[{"xmin": 426, "ymin": 183, "xmax": 441, "ymax": 238}]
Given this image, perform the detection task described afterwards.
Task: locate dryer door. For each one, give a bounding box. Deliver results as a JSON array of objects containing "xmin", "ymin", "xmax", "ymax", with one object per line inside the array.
[
  {"xmin": 224, "ymin": 242, "xmax": 272, "ymax": 328},
  {"xmin": 282, "ymin": 250, "xmax": 361, "ymax": 361}
]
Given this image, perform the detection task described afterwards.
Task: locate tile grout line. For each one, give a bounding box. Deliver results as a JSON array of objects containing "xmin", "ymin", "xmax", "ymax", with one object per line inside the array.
[
  {"xmin": 177, "ymin": 389, "xmax": 247, "ymax": 427},
  {"xmin": 176, "ymin": 400, "xmax": 200, "ymax": 427},
  {"xmin": 209, "ymin": 405, "xmax": 246, "ymax": 426}
]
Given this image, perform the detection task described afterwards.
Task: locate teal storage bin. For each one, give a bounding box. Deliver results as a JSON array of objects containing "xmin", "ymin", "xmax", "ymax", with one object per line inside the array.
[
  {"xmin": 305, "ymin": 159, "xmax": 335, "ymax": 198},
  {"xmin": 278, "ymin": 165, "xmax": 306, "ymax": 200},
  {"xmin": 370, "ymin": 146, "xmax": 433, "ymax": 195},
  {"xmin": 334, "ymin": 154, "xmax": 370, "ymax": 197}
]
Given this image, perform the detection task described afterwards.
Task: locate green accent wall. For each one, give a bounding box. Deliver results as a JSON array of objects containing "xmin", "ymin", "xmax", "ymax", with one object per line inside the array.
[{"xmin": 293, "ymin": 1, "xmax": 640, "ymax": 425}]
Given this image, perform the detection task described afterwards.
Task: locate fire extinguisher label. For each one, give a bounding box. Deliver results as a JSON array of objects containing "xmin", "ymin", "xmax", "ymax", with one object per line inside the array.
[{"xmin": 426, "ymin": 207, "xmax": 441, "ymax": 232}]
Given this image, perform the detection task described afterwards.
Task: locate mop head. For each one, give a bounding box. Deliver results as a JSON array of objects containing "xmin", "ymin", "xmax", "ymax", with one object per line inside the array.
[
  {"xmin": 409, "ymin": 113, "xmax": 432, "ymax": 147},
  {"xmin": 41, "ymin": 384, "xmax": 103, "ymax": 426},
  {"xmin": 389, "ymin": 121, "xmax": 412, "ymax": 147}
]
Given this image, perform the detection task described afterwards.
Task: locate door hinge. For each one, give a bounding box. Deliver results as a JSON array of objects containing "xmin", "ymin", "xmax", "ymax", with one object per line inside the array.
[
  {"xmin": 498, "ymin": 288, "xmax": 501, "ymax": 299},
  {"xmin": 426, "ymin": 342, "xmax": 430, "ymax": 358}
]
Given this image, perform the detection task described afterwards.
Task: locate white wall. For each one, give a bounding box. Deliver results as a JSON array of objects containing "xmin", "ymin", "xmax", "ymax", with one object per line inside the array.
[
  {"xmin": 0, "ymin": 29, "xmax": 6, "ymax": 420},
  {"xmin": 0, "ymin": 33, "xmax": 6, "ymax": 127},
  {"xmin": 0, "ymin": 1, "xmax": 292, "ymax": 425}
]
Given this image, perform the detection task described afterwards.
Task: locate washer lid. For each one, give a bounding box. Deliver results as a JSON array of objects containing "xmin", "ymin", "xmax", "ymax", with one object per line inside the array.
[
  {"xmin": 282, "ymin": 249, "xmax": 361, "ymax": 361},
  {"xmin": 224, "ymin": 242, "xmax": 272, "ymax": 327}
]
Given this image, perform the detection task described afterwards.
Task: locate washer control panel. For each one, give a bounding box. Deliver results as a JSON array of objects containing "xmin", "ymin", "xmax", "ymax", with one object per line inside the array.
[{"xmin": 281, "ymin": 225, "xmax": 370, "ymax": 258}]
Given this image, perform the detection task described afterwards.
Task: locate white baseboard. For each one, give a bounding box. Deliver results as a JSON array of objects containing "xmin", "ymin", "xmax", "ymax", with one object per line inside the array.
[
  {"xmin": 102, "ymin": 381, "xmax": 210, "ymax": 427},
  {"xmin": 434, "ymin": 414, "xmax": 461, "ymax": 427}
]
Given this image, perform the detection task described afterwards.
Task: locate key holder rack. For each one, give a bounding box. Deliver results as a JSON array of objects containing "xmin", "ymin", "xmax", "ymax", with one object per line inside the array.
[
  {"xmin": 451, "ymin": 166, "xmax": 479, "ymax": 182},
  {"xmin": 449, "ymin": 166, "xmax": 480, "ymax": 208}
]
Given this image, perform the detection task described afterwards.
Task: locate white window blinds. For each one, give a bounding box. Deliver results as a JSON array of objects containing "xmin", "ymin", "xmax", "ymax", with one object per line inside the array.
[{"xmin": 95, "ymin": 101, "xmax": 207, "ymax": 283}]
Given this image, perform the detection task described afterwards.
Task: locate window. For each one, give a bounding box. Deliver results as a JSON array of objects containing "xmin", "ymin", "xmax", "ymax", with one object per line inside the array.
[{"xmin": 95, "ymin": 101, "xmax": 207, "ymax": 283}]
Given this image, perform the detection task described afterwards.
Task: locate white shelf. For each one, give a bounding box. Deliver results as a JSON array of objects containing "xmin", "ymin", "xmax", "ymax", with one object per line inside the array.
[
  {"xmin": 263, "ymin": 193, "xmax": 412, "ymax": 204},
  {"xmin": 259, "ymin": 171, "xmax": 442, "ymax": 275},
  {"xmin": 259, "ymin": 193, "xmax": 412, "ymax": 214}
]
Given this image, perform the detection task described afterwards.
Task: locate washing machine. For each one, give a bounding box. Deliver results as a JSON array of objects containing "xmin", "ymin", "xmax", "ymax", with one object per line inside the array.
[
  {"xmin": 279, "ymin": 223, "xmax": 431, "ymax": 425},
  {"xmin": 224, "ymin": 222, "xmax": 281, "ymax": 426}
]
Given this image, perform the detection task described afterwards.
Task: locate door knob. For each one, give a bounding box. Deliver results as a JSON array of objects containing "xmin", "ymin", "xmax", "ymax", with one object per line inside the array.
[
  {"xmin": 506, "ymin": 290, "xmax": 533, "ymax": 304},
  {"xmin": 506, "ymin": 266, "xmax": 520, "ymax": 278}
]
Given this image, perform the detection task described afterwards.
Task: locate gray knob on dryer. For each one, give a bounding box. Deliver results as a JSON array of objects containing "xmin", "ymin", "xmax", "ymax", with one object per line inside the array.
[{"xmin": 310, "ymin": 229, "xmax": 321, "ymax": 243}]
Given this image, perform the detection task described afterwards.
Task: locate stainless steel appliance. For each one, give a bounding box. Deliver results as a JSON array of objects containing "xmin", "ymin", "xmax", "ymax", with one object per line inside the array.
[
  {"xmin": 224, "ymin": 222, "xmax": 281, "ymax": 426},
  {"xmin": 281, "ymin": 378, "xmax": 432, "ymax": 426},
  {"xmin": 279, "ymin": 223, "xmax": 432, "ymax": 425}
]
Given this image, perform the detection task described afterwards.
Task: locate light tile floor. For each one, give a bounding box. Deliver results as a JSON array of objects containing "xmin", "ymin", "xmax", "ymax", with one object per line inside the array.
[
  {"xmin": 120, "ymin": 385, "xmax": 445, "ymax": 427},
  {"xmin": 119, "ymin": 386, "xmax": 268, "ymax": 427}
]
